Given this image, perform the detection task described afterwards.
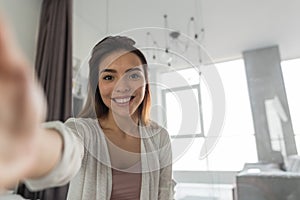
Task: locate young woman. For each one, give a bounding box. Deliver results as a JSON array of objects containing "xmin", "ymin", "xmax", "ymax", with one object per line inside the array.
[{"xmin": 0, "ymin": 18, "xmax": 173, "ymax": 200}]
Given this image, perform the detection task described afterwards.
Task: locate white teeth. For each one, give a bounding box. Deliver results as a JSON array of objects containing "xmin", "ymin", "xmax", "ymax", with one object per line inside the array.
[{"xmin": 114, "ymin": 97, "xmax": 131, "ymax": 104}]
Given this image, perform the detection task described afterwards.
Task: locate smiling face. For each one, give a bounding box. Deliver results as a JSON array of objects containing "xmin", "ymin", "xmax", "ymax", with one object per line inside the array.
[{"xmin": 98, "ymin": 51, "xmax": 146, "ymax": 120}]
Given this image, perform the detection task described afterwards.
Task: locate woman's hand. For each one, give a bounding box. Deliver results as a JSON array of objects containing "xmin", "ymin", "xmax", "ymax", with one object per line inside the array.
[{"xmin": 0, "ymin": 16, "xmax": 47, "ymax": 191}]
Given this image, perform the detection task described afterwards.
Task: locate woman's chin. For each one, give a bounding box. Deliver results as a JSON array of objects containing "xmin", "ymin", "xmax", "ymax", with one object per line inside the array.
[
  {"xmin": 111, "ymin": 108, "xmax": 140, "ymax": 124},
  {"xmin": 111, "ymin": 101, "xmax": 139, "ymax": 118},
  {"xmin": 111, "ymin": 109, "xmax": 135, "ymax": 118}
]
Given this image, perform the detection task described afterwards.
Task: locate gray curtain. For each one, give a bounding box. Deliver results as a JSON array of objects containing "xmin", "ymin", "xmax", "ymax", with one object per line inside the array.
[
  {"xmin": 17, "ymin": 0, "xmax": 73, "ymax": 199},
  {"xmin": 36, "ymin": 0, "xmax": 73, "ymax": 121}
]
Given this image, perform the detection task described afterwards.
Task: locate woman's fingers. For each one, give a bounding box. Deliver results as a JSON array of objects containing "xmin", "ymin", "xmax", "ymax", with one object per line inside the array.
[
  {"xmin": 0, "ymin": 14, "xmax": 45, "ymax": 133},
  {"xmin": 0, "ymin": 15, "xmax": 29, "ymax": 66}
]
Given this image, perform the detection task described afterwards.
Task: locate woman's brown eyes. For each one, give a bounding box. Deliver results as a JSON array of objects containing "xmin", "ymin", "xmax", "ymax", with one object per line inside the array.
[{"xmin": 103, "ymin": 75, "xmax": 114, "ymax": 80}]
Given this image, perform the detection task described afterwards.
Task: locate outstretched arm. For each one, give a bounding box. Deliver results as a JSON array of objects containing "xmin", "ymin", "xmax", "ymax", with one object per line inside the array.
[{"xmin": 0, "ymin": 15, "xmax": 64, "ymax": 191}]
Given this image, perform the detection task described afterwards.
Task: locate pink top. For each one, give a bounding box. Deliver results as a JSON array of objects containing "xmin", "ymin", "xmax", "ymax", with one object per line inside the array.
[{"xmin": 110, "ymin": 162, "xmax": 142, "ymax": 200}]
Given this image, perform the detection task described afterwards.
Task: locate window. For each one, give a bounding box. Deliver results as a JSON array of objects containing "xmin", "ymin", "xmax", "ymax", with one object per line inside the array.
[
  {"xmin": 163, "ymin": 85, "xmax": 203, "ymax": 137},
  {"xmin": 161, "ymin": 67, "xmax": 203, "ymax": 138},
  {"xmin": 161, "ymin": 60, "xmax": 257, "ymax": 171},
  {"xmin": 281, "ymin": 58, "xmax": 300, "ymax": 153}
]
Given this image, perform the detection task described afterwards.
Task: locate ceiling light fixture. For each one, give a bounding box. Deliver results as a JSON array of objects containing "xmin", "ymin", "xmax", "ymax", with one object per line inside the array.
[{"xmin": 146, "ymin": 14, "xmax": 204, "ymax": 67}]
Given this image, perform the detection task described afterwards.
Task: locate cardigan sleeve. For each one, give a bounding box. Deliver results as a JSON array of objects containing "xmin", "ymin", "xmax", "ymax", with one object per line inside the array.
[{"xmin": 24, "ymin": 120, "xmax": 84, "ymax": 191}]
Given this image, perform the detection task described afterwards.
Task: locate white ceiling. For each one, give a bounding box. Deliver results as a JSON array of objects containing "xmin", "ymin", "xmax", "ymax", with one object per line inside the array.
[{"xmin": 74, "ymin": 0, "xmax": 300, "ymax": 65}]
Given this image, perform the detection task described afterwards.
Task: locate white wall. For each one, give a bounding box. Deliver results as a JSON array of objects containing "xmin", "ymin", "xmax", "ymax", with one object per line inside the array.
[
  {"xmin": 73, "ymin": 0, "xmax": 107, "ymax": 64},
  {"xmin": 0, "ymin": 0, "xmax": 42, "ymax": 63}
]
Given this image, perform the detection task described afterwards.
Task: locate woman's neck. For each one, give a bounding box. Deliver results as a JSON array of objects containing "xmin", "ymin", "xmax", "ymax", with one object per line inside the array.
[{"xmin": 99, "ymin": 112, "xmax": 139, "ymax": 136}]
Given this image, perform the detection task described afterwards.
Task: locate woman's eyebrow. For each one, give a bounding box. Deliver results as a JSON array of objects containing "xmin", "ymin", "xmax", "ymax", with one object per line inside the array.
[
  {"xmin": 100, "ymin": 67, "xmax": 142, "ymax": 74},
  {"xmin": 99, "ymin": 68, "xmax": 117, "ymax": 74},
  {"xmin": 125, "ymin": 67, "xmax": 142, "ymax": 73}
]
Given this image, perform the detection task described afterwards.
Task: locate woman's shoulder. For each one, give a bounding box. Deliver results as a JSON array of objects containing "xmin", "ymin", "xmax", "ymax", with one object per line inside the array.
[
  {"xmin": 64, "ymin": 117, "xmax": 101, "ymax": 138},
  {"xmin": 147, "ymin": 120, "xmax": 168, "ymax": 134},
  {"xmin": 65, "ymin": 117, "xmax": 98, "ymax": 127},
  {"xmin": 65, "ymin": 117, "xmax": 96, "ymax": 123},
  {"xmin": 144, "ymin": 120, "xmax": 171, "ymax": 144}
]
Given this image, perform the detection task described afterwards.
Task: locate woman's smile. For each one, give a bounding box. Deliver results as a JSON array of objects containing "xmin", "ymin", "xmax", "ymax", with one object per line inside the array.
[{"xmin": 111, "ymin": 96, "xmax": 135, "ymax": 105}]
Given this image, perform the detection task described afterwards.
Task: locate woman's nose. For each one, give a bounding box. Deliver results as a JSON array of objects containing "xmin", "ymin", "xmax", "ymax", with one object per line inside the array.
[
  {"xmin": 115, "ymin": 86, "xmax": 131, "ymax": 93},
  {"xmin": 115, "ymin": 77, "xmax": 131, "ymax": 93}
]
